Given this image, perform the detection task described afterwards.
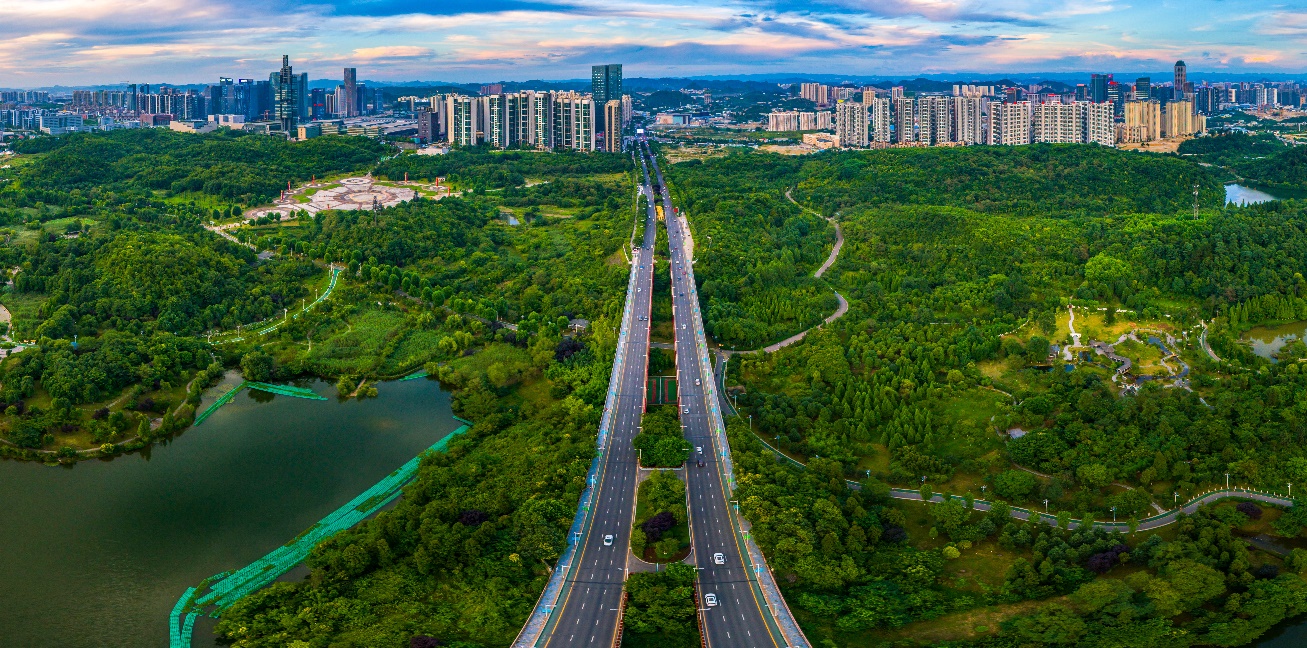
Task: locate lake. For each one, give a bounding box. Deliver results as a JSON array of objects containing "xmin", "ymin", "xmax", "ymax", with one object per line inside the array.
[
  {"xmin": 1226, "ymin": 183, "xmax": 1281, "ymax": 206},
  {"xmin": 1242, "ymin": 321, "xmax": 1307, "ymax": 361},
  {"xmin": 0, "ymin": 373, "xmax": 458, "ymax": 648}
]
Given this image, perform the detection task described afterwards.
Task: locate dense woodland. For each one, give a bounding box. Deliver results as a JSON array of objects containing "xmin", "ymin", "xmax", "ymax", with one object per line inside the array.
[
  {"xmin": 7, "ymin": 126, "xmax": 1307, "ymax": 647},
  {"xmin": 681, "ymin": 144, "xmax": 1307, "ymax": 647}
]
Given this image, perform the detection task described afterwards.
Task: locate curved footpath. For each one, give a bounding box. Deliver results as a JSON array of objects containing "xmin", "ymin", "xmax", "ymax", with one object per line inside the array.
[
  {"xmin": 714, "ymin": 189, "xmax": 848, "ymax": 364},
  {"xmin": 750, "ymin": 428, "xmax": 1293, "ymax": 533}
]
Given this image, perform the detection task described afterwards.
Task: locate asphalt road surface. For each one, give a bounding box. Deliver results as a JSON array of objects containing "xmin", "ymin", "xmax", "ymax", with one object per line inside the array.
[
  {"xmin": 646, "ymin": 143, "xmax": 783, "ymax": 648},
  {"xmin": 539, "ymin": 153, "xmax": 658, "ymax": 648}
]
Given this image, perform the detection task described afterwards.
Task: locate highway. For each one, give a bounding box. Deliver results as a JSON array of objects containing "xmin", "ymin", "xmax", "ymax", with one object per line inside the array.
[
  {"xmin": 537, "ymin": 153, "xmax": 658, "ymax": 648},
  {"xmin": 644, "ymin": 142, "xmax": 785, "ymax": 648}
]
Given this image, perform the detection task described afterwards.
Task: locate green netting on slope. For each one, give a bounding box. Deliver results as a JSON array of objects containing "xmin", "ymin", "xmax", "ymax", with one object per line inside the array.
[
  {"xmin": 169, "ymin": 587, "xmax": 197, "ymax": 648},
  {"xmin": 193, "ymin": 382, "xmax": 250, "ymax": 427},
  {"xmin": 246, "ymin": 382, "xmax": 328, "ymax": 400},
  {"xmin": 168, "ymin": 422, "xmax": 470, "ymax": 647},
  {"xmin": 398, "ymin": 370, "xmax": 429, "ymax": 382}
]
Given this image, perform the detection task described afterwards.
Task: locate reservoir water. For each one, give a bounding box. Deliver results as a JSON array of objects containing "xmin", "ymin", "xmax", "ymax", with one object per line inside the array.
[
  {"xmin": 1226, "ymin": 183, "xmax": 1281, "ymax": 206},
  {"xmin": 0, "ymin": 374, "xmax": 458, "ymax": 648}
]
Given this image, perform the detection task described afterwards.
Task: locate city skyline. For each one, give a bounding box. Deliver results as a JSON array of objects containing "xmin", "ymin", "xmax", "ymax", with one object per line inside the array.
[{"xmin": 1, "ymin": 0, "xmax": 1306, "ymax": 86}]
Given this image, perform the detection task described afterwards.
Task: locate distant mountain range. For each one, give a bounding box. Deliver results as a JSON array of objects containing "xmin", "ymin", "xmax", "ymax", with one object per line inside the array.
[{"xmin": 5, "ymin": 71, "xmax": 1304, "ymax": 93}]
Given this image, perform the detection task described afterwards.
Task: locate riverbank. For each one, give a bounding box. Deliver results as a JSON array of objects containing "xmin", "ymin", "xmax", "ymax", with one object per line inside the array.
[{"xmin": 0, "ymin": 376, "xmax": 462, "ymax": 648}]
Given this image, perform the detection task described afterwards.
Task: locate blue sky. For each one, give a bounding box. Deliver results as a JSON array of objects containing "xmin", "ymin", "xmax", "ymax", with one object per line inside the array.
[{"xmin": 1, "ymin": 0, "xmax": 1304, "ymax": 86}]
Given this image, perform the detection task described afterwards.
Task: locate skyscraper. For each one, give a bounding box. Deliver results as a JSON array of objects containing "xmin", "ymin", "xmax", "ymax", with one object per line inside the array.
[
  {"xmin": 1173, "ymin": 61, "xmax": 1187, "ymax": 100},
  {"xmin": 1090, "ymin": 74, "xmax": 1108, "ymax": 103},
  {"xmin": 274, "ymin": 55, "xmax": 297, "ymax": 134},
  {"xmin": 343, "ymin": 68, "xmax": 358, "ymax": 117},
  {"xmin": 1135, "ymin": 77, "xmax": 1151, "ymax": 101},
  {"xmin": 591, "ymin": 64, "xmax": 623, "ymax": 106}
]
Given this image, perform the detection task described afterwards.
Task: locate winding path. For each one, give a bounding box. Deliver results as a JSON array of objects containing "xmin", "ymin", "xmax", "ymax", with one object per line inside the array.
[
  {"xmin": 1199, "ymin": 320, "xmax": 1223, "ymax": 363},
  {"xmin": 746, "ymin": 433, "xmax": 1293, "ymax": 533},
  {"xmin": 712, "ymin": 189, "xmax": 849, "ymax": 362}
]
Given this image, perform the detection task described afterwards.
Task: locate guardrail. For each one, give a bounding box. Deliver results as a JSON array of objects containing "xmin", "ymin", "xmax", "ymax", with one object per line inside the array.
[
  {"xmin": 673, "ymin": 209, "xmax": 810, "ymax": 648},
  {"xmin": 512, "ymin": 211, "xmax": 648, "ymax": 648}
]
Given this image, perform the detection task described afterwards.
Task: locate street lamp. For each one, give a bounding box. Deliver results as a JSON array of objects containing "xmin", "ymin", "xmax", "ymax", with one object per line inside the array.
[
  {"xmin": 1225, "ymin": 473, "xmax": 1230, "ymax": 489},
  {"xmin": 1112, "ymin": 506, "xmax": 1117, "ymax": 523},
  {"xmin": 1174, "ymin": 492, "xmax": 1179, "ymax": 507},
  {"xmin": 1043, "ymin": 499, "xmax": 1049, "ymax": 512}
]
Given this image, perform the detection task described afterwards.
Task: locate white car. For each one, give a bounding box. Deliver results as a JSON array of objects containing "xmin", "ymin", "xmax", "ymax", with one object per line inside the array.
[
  {"xmin": 704, "ymin": 593, "xmax": 718, "ymax": 607},
  {"xmin": 713, "ymin": 553, "xmax": 725, "ymax": 565},
  {"xmin": 683, "ymin": 406, "xmax": 689, "ymax": 414},
  {"xmin": 695, "ymin": 379, "xmax": 701, "ymax": 386},
  {"xmin": 603, "ymin": 534, "xmax": 614, "ymax": 546}
]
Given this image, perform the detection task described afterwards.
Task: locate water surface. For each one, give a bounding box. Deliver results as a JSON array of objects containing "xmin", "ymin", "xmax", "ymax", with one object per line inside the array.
[
  {"xmin": 1226, "ymin": 183, "xmax": 1281, "ymax": 206},
  {"xmin": 0, "ymin": 375, "xmax": 457, "ymax": 648},
  {"xmin": 1242, "ymin": 321, "xmax": 1307, "ymax": 361}
]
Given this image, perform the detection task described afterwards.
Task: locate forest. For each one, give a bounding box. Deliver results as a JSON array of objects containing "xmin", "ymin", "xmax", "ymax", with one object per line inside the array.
[
  {"xmin": 687, "ymin": 143, "xmax": 1307, "ymax": 647},
  {"xmin": 0, "ymin": 130, "xmax": 635, "ymax": 463}
]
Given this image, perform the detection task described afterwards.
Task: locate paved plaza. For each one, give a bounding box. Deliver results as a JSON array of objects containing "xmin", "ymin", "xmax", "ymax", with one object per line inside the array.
[{"xmin": 245, "ymin": 176, "xmax": 421, "ymax": 220}]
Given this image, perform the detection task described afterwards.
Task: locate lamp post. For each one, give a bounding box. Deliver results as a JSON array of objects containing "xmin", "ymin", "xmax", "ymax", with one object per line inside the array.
[
  {"xmin": 1112, "ymin": 506, "xmax": 1117, "ymax": 523},
  {"xmin": 1044, "ymin": 499, "xmax": 1049, "ymax": 513},
  {"xmin": 1225, "ymin": 473, "xmax": 1230, "ymax": 489},
  {"xmin": 1174, "ymin": 492, "xmax": 1178, "ymax": 507}
]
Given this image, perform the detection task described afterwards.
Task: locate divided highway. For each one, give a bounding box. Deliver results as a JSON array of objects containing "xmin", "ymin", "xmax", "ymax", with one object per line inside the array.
[
  {"xmin": 645, "ymin": 142, "xmax": 802, "ymax": 648},
  {"xmin": 522, "ymin": 154, "xmax": 658, "ymax": 648}
]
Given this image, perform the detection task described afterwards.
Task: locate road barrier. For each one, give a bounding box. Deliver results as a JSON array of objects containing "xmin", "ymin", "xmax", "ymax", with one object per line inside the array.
[
  {"xmin": 167, "ymin": 420, "xmax": 470, "ymax": 648},
  {"xmin": 513, "ymin": 218, "xmax": 649, "ymax": 648}
]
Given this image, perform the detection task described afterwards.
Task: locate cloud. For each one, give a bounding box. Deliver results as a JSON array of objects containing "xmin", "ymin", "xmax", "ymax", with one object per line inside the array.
[
  {"xmin": 0, "ymin": 0, "xmax": 1301, "ymax": 86},
  {"xmin": 352, "ymin": 46, "xmax": 435, "ymax": 59}
]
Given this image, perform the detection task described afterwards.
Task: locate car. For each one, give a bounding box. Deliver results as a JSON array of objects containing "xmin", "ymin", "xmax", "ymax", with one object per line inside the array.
[
  {"xmin": 696, "ymin": 446, "xmax": 702, "ymax": 453},
  {"xmin": 697, "ymin": 459, "xmax": 704, "ymax": 467},
  {"xmin": 704, "ymin": 593, "xmax": 718, "ymax": 607},
  {"xmin": 713, "ymin": 553, "xmax": 725, "ymax": 565},
  {"xmin": 695, "ymin": 379, "xmax": 701, "ymax": 386},
  {"xmin": 683, "ymin": 406, "xmax": 689, "ymax": 414},
  {"xmin": 603, "ymin": 534, "xmax": 614, "ymax": 546}
]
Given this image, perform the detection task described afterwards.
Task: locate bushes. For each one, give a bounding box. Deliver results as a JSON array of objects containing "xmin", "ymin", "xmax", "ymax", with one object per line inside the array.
[{"xmin": 633, "ymin": 407, "xmax": 690, "ymax": 467}]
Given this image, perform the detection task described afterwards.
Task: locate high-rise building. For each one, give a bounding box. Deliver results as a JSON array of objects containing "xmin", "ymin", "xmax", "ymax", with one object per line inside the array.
[
  {"xmin": 604, "ymin": 99, "xmax": 623, "ymax": 152},
  {"xmin": 296, "ymin": 73, "xmax": 309, "ymax": 122},
  {"xmin": 918, "ymin": 96, "xmax": 951, "ymax": 145},
  {"xmin": 560, "ymin": 91, "xmax": 596, "ymax": 151},
  {"xmin": 416, "ymin": 108, "xmax": 440, "ymax": 143},
  {"xmin": 989, "ymin": 101, "xmax": 1031, "ymax": 145},
  {"xmin": 800, "ymin": 83, "xmax": 830, "ymax": 106},
  {"xmin": 446, "ymin": 94, "xmax": 479, "ymax": 146},
  {"xmin": 1033, "ymin": 101, "xmax": 1079, "ymax": 144},
  {"xmin": 1122, "ymin": 100, "xmax": 1163, "ymax": 143},
  {"xmin": 767, "ymin": 111, "xmax": 800, "ymax": 132},
  {"xmin": 1164, "ymin": 100, "xmax": 1204, "ymax": 137},
  {"xmin": 893, "ymin": 96, "xmax": 916, "ymax": 143},
  {"xmin": 1084, "ymin": 102, "xmax": 1115, "ymax": 146},
  {"xmin": 1135, "ymin": 77, "xmax": 1151, "ymax": 101},
  {"xmin": 834, "ymin": 101, "xmax": 868, "ymax": 148},
  {"xmin": 274, "ymin": 55, "xmax": 297, "ymax": 134},
  {"xmin": 480, "ymin": 84, "xmax": 504, "ymax": 96},
  {"xmin": 1090, "ymin": 74, "xmax": 1109, "ymax": 103},
  {"xmin": 953, "ymin": 96, "xmax": 986, "ymax": 144},
  {"xmin": 1173, "ymin": 61, "xmax": 1187, "ymax": 100},
  {"xmin": 343, "ymin": 68, "xmax": 358, "ymax": 117},
  {"xmin": 591, "ymin": 64, "xmax": 623, "ymax": 106},
  {"xmin": 870, "ymin": 98, "xmax": 892, "ymax": 143}
]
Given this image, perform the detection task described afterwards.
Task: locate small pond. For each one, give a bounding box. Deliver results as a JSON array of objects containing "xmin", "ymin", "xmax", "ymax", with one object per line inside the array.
[
  {"xmin": 1226, "ymin": 184, "xmax": 1281, "ymax": 206},
  {"xmin": 1242, "ymin": 321, "xmax": 1307, "ymax": 362}
]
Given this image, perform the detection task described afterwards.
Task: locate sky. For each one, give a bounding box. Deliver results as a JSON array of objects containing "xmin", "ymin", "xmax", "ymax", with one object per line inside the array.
[{"xmin": 1, "ymin": 0, "xmax": 1305, "ymax": 87}]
